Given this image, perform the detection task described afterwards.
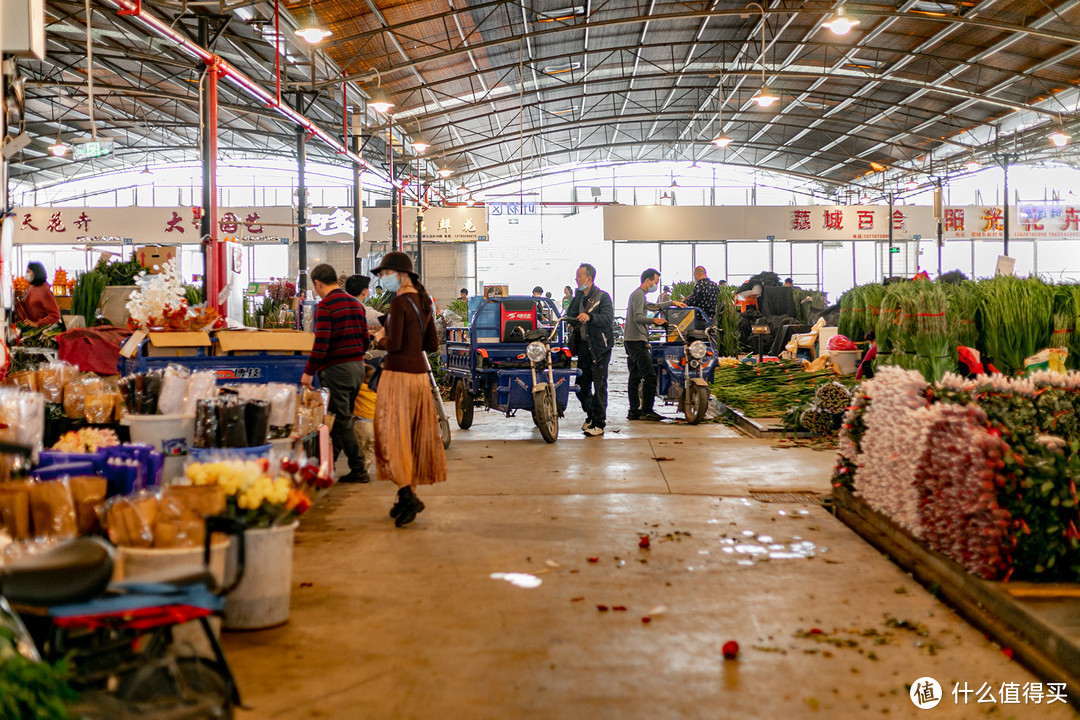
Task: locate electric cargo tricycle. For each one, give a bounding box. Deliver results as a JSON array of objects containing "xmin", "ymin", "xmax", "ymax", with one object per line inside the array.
[
  {"xmin": 649, "ymin": 306, "xmax": 718, "ymax": 424},
  {"xmin": 445, "ymin": 296, "xmax": 581, "ymax": 443}
]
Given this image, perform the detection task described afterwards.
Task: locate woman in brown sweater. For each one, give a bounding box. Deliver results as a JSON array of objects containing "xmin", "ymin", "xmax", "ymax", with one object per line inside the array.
[
  {"xmin": 16, "ymin": 262, "xmax": 61, "ymax": 328},
  {"xmin": 371, "ymin": 252, "xmax": 446, "ymax": 527}
]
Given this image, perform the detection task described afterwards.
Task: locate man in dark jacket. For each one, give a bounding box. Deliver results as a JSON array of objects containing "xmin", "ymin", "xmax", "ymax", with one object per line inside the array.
[{"xmin": 565, "ymin": 263, "xmax": 614, "ymax": 436}]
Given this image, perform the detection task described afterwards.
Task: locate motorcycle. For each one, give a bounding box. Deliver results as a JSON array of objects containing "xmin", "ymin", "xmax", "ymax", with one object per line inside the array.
[
  {"xmin": 0, "ymin": 473, "xmax": 247, "ymax": 720},
  {"xmin": 654, "ymin": 309, "xmax": 718, "ymax": 425},
  {"xmin": 518, "ymin": 316, "xmax": 577, "ymax": 443}
]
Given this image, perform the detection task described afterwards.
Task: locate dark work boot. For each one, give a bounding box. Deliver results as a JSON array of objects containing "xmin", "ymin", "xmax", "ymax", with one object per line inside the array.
[{"xmin": 393, "ymin": 486, "xmax": 425, "ymax": 527}]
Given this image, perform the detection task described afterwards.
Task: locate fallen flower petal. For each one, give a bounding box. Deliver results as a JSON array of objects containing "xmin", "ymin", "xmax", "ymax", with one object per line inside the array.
[
  {"xmin": 722, "ymin": 641, "xmax": 740, "ymax": 659},
  {"xmin": 639, "ymin": 536, "xmax": 651, "ymax": 549}
]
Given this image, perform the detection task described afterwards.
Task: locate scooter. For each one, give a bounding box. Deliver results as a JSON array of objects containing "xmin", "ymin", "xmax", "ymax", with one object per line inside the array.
[
  {"xmin": 655, "ymin": 315, "xmax": 718, "ymax": 425},
  {"xmin": 0, "ymin": 474, "xmax": 246, "ymax": 720},
  {"xmin": 519, "ymin": 316, "xmax": 576, "ymax": 443}
]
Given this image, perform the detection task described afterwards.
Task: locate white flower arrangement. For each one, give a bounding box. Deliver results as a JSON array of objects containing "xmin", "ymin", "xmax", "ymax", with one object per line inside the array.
[{"xmin": 125, "ymin": 259, "xmax": 188, "ymax": 330}]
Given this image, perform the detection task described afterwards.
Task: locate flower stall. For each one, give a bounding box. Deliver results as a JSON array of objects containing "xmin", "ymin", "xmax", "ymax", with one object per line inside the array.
[{"xmin": 832, "ymin": 367, "xmax": 1080, "ymax": 696}]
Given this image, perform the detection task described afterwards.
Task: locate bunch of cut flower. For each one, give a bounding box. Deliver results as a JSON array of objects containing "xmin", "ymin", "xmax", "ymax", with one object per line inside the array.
[
  {"xmin": 944, "ymin": 280, "xmax": 980, "ymax": 349},
  {"xmin": 185, "ymin": 455, "xmax": 326, "ymax": 529},
  {"xmin": 126, "ymin": 259, "xmax": 219, "ymax": 332},
  {"xmin": 715, "ymin": 285, "xmax": 741, "ymax": 357},
  {"xmin": 838, "ymin": 368, "xmax": 1080, "ymax": 582},
  {"xmin": 976, "ymin": 275, "xmax": 1053, "ymax": 375},
  {"xmin": 907, "ymin": 280, "xmax": 955, "ymax": 383}
]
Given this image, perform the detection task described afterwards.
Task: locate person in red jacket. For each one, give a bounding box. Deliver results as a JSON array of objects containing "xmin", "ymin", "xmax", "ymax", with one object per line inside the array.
[{"xmin": 16, "ymin": 262, "xmax": 61, "ymax": 328}]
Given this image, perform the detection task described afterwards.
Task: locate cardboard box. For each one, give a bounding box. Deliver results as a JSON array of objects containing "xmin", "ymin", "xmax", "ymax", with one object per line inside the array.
[
  {"xmin": 216, "ymin": 330, "xmax": 314, "ymax": 356},
  {"xmin": 136, "ymin": 246, "xmax": 178, "ymax": 274},
  {"xmin": 145, "ymin": 331, "xmax": 211, "ymax": 358}
]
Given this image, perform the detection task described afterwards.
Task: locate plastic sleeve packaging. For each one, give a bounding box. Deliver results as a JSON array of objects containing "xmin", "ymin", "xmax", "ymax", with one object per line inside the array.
[
  {"xmin": 17, "ymin": 393, "xmax": 45, "ymax": 458},
  {"xmin": 182, "ymin": 371, "xmax": 218, "ymax": 415},
  {"xmin": 38, "ymin": 361, "xmax": 77, "ymax": 404},
  {"xmin": 84, "ymin": 391, "xmax": 115, "ymax": 424},
  {"xmin": 218, "ymin": 398, "xmax": 248, "ymax": 448},
  {"xmin": 245, "ymin": 400, "xmax": 270, "ymax": 447},
  {"xmin": 101, "ymin": 491, "xmax": 159, "ymax": 548},
  {"xmin": 27, "ymin": 479, "xmax": 77, "ymax": 539},
  {"xmin": 195, "ymin": 399, "xmax": 220, "ymax": 449},
  {"xmin": 0, "ymin": 480, "xmax": 32, "ymax": 540},
  {"xmin": 266, "ymin": 383, "xmax": 296, "ymax": 429},
  {"xmin": 157, "ymin": 364, "xmax": 191, "ymax": 416},
  {"xmin": 64, "ymin": 382, "xmax": 87, "ymax": 419},
  {"xmin": 140, "ymin": 371, "xmax": 163, "ymax": 415}
]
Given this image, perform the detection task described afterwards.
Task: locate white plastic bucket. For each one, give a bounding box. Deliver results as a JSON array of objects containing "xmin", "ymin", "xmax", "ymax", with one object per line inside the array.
[
  {"xmin": 223, "ymin": 521, "xmax": 298, "ymax": 630},
  {"xmin": 121, "ymin": 414, "xmax": 196, "ymax": 483},
  {"xmin": 830, "ymin": 350, "xmax": 862, "ymax": 375},
  {"xmin": 116, "ymin": 539, "xmax": 230, "ymax": 653}
]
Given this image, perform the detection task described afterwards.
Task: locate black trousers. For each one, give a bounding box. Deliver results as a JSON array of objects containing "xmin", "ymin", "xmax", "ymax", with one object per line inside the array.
[
  {"xmin": 319, "ymin": 361, "xmax": 366, "ymax": 476},
  {"xmin": 625, "ymin": 340, "xmax": 656, "ymax": 414},
  {"xmin": 576, "ymin": 343, "xmax": 611, "ymax": 429}
]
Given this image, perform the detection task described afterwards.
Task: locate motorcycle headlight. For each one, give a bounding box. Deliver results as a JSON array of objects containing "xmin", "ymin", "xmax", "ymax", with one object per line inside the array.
[
  {"xmin": 688, "ymin": 341, "xmax": 707, "ymax": 359},
  {"xmin": 526, "ymin": 341, "xmax": 548, "ymax": 363}
]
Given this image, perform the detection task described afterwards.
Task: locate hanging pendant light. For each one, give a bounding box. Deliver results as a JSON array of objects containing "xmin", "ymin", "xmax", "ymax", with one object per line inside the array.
[
  {"xmin": 1049, "ymin": 117, "xmax": 1071, "ymax": 147},
  {"xmin": 295, "ymin": 0, "xmax": 332, "ymax": 44},
  {"xmin": 466, "ymin": 194, "xmax": 476, "ymax": 207},
  {"xmin": 367, "ymin": 68, "xmax": 395, "ymax": 114},
  {"xmin": 437, "ymin": 166, "xmax": 454, "ymax": 179},
  {"xmin": 822, "ymin": 5, "xmax": 860, "ymax": 35},
  {"xmin": 964, "ymin": 156, "xmax": 980, "ymax": 172},
  {"xmin": 711, "ymin": 79, "xmax": 733, "ymax": 148},
  {"xmin": 48, "ymin": 138, "xmax": 69, "ymax": 157},
  {"xmin": 747, "ymin": 3, "xmax": 780, "ymax": 109},
  {"xmin": 410, "ymin": 120, "xmax": 431, "ymax": 154}
]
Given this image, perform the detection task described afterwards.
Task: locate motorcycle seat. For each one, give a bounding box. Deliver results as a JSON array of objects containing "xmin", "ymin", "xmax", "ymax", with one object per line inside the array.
[
  {"xmin": 686, "ymin": 330, "xmax": 710, "ymax": 341},
  {"xmin": 1, "ymin": 538, "xmax": 114, "ymax": 607}
]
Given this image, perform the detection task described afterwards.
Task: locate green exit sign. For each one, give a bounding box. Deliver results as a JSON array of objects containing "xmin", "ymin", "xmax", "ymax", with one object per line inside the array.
[
  {"xmin": 73, "ymin": 140, "xmax": 114, "ymax": 161},
  {"xmin": 889, "ymin": 247, "xmax": 901, "ymax": 254}
]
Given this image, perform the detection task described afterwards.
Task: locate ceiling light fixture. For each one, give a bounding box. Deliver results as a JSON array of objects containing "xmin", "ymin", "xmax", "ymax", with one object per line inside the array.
[
  {"xmin": 140, "ymin": 165, "xmax": 153, "ymax": 175},
  {"xmin": 669, "ymin": 174, "xmax": 679, "ymax": 189},
  {"xmin": 437, "ymin": 166, "xmax": 455, "ymax": 179},
  {"xmin": 48, "ymin": 139, "xmax": 69, "ymax": 157},
  {"xmin": 905, "ymin": 179, "xmax": 919, "ymax": 191},
  {"xmin": 541, "ymin": 61, "xmax": 581, "ymax": 75},
  {"xmin": 711, "ymin": 80, "xmax": 733, "ymax": 148},
  {"xmin": 822, "ymin": 5, "xmax": 860, "ymax": 35},
  {"xmin": 964, "ymin": 156, "xmax": 981, "ymax": 171},
  {"xmin": 466, "ymin": 194, "xmax": 476, "ymax": 207},
  {"xmin": 1050, "ymin": 117, "xmax": 1071, "ymax": 147},
  {"xmin": 410, "ymin": 121, "xmax": 431, "ymax": 154},
  {"xmin": 747, "ymin": 3, "xmax": 780, "ymax": 109},
  {"xmin": 294, "ymin": 0, "xmax": 332, "ymax": 44},
  {"xmin": 536, "ymin": 5, "xmax": 586, "ymax": 22},
  {"xmin": 367, "ymin": 68, "xmax": 395, "ymax": 114}
]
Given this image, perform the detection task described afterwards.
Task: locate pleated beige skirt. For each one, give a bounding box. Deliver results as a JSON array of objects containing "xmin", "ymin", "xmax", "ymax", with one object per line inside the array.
[{"xmin": 374, "ymin": 370, "xmax": 447, "ymax": 488}]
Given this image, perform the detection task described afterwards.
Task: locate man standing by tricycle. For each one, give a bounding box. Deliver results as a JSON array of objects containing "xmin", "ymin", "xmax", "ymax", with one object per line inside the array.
[
  {"xmin": 566, "ymin": 263, "xmax": 613, "ymax": 437},
  {"xmin": 625, "ymin": 269, "xmax": 684, "ymax": 422}
]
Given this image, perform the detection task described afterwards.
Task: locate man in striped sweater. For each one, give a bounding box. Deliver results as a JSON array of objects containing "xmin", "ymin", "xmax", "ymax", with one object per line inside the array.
[{"xmin": 301, "ymin": 263, "xmax": 371, "ymax": 483}]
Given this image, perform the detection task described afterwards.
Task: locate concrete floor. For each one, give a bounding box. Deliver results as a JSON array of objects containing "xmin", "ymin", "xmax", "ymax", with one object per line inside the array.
[{"xmin": 224, "ymin": 364, "xmax": 1080, "ymax": 719}]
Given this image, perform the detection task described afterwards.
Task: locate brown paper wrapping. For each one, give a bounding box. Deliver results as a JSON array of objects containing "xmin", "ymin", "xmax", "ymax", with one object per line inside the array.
[
  {"xmin": 105, "ymin": 494, "xmax": 159, "ymax": 548},
  {"xmin": 69, "ymin": 476, "xmax": 107, "ymax": 535},
  {"xmin": 154, "ymin": 485, "xmax": 226, "ymax": 548},
  {"xmin": 0, "ymin": 481, "xmax": 32, "ymax": 539},
  {"xmin": 27, "ymin": 480, "xmax": 77, "ymax": 538}
]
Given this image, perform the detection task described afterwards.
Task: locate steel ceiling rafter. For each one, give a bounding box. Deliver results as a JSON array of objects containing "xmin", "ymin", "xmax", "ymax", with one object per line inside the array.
[{"xmin": 320, "ymin": 4, "xmax": 1080, "ymax": 90}]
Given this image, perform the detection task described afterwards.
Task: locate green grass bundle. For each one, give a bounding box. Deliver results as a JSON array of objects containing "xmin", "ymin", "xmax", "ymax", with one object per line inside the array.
[
  {"xmin": 71, "ymin": 271, "xmax": 106, "ymax": 327},
  {"xmin": 861, "ymin": 284, "xmax": 887, "ymax": 339},
  {"xmin": 909, "ymin": 281, "xmax": 954, "ymax": 382},
  {"xmin": 838, "ymin": 288, "xmax": 855, "ymax": 337},
  {"xmin": 945, "ymin": 280, "xmax": 980, "ymax": 350},
  {"xmin": 977, "ymin": 276, "xmax": 1054, "ymax": 374},
  {"xmin": 715, "ymin": 285, "xmax": 741, "ymax": 356}
]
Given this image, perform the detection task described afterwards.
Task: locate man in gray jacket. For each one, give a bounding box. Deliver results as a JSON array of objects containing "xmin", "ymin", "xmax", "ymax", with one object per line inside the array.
[{"xmin": 625, "ymin": 268, "xmax": 683, "ymax": 421}]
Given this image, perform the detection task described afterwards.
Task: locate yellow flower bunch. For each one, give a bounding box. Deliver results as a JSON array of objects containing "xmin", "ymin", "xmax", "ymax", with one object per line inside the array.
[
  {"xmin": 236, "ymin": 476, "xmax": 290, "ymax": 511},
  {"xmin": 186, "ymin": 460, "xmax": 265, "ymax": 498}
]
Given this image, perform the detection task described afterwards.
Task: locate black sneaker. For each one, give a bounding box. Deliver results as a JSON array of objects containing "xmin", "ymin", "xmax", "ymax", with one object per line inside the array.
[
  {"xmin": 638, "ymin": 411, "xmax": 665, "ymax": 422},
  {"xmin": 627, "ymin": 411, "xmax": 641, "ymax": 421},
  {"xmin": 339, "ymin": 471, "xmax": 371, "ymax": 484}
]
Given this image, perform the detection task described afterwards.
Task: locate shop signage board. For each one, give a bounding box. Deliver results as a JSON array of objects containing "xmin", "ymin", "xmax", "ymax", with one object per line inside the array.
[
  {"xmin": 12, "ymin": 206, "xmax": 488, "ymax": 246},
  {"xmin": 603, "ymin": 204, "xmax": 1080, "ymax": 242}
]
